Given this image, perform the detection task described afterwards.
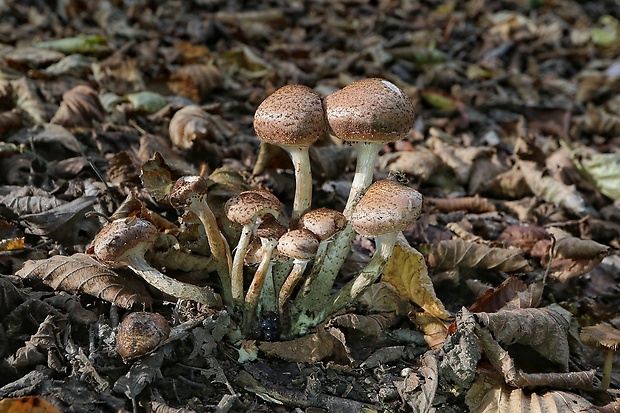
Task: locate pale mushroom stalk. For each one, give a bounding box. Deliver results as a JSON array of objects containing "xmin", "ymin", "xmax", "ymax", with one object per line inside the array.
[
  {"xmin": 94, "ymin": 217, "xmax": 222, "ymax": 308},
  {"xmin": 324, "ymin": 232, "xmax": 396, "ymax": 316},
  {"xmin": 231, "ymin": 223, "xmax": 256, "ymax": 306},
  {"xmin": 343, "ymin": 143, "xmax": 382, "ymax": 217},
  {"xmin": 288, "ymin": 146, "xmax": 313, "ymax": 225},
  {"xmin": 242, "ymin": 238, "xmax": 278, "ymax": 335},
  {"xmin": 602, "ymin": 349, "xmax": 614, "ymax": 389},
  {"xmin": 278, "ymin": 258, "xmax": 310, "ymax": 323}
]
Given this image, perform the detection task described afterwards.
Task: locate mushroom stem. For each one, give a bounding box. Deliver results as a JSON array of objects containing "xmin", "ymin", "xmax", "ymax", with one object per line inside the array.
[
  {"xmin": 324, "ymin": 232, "xmax": 396, "ymax": 316},
  {"xmin": 126, "ymin": 256, "xmax": 222, "ymax": 307},
  {"xmin": 278, "ymin": 259, "xmax": 309, "ymax": 334},
  {"xmin": 231, "ymin": 224, "xmax": 255, "ymax": 307},
  {"xmin": 192, "ymin": 200, "xmax": 233, "ymax": 307},
  {"xmin": 288, "ymin": 146, "xmax": 313, "ymax": 226},
  {"xmin": 343, "ymin": 142, "xmax": 382, "ymax": 218},
  {"xmin": 602, "ymin": 348, "xmax": 613, "ymax": 390},
  {"xmin": 242, "ymin": 239, "xmax": 277, "ymax": 335}
]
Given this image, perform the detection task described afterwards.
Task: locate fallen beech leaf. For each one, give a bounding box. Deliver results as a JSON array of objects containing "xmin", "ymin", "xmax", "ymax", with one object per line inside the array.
[
  {"xmin": 168, "ymin": 105, "xmax": 234, "ymax": 150},
  {"xmin": 125, "ymin": 91, "xmax": 167, "ymax": 114},
  {"xmin": 11, "ymin": 77, "xmax": 54, "ymax": 124},
  {"xmin": 383, "ymin": 235, "xmax": 449, "ymax": 319},
  {"xmin": 33, "ymin": 34, "xmax": 109, "ymax": 54},
  {"xmin": 498, "ymin": 224, "xmax": 550, "ymax": 253},
  {"xmin": 258, "ymin": 327, "xmax": 341, "ymax": 363},
  {"xmin": 396, "ymin": 352, "xmax": 438, "ymax": 413},
  {"xmin": 378, "ymin": 148, "xmax": 443, "ymax": 182},
  {"xmin": 50, "ymin": 85, "xmax": 105, "ymax": 128},
  {"xmin": 465, "ymin": 373, "xmax": 598, "ymax": 413},
  {"xmin": 572, "ymin": 149, "xmax": 620, "ymax": 200},
  {"xmin": 469, "ymin": 277, "xmax": 527, "ymax": 313},
  {"xmin": 410, "ymin": 312, "xmax": 449, "ymax": 350},
  {"xmin": 543, "ymin": 229, "xmax": 611, "ymax": 282},
  {"xmin": 16, "ymin": 253, "xmax": 152, "ymax": 309},
  {"xmin": 474, "ymin": 306, "xmax": 571, "ymax": 370},
  {"xmin": 0, "ymin": 396, "xmax": 62, "ymax": 413},
  {"xmin": 358, "ymin": 282, "xmax": 408, "ymax": 315},
  {"xmin": 168, "ymin": 64, "xmax": 222, "ymax": 103},
  {"xmin": 218, "ymin": 46, "xmax": 272, "ymax": 80},
  {"xmin": 427, "ymin": 238, "xmax": 532, "ymax": 274},
  {"xmin": 519, "ymin": 160, "xmax": 593, "ymax": 216},
  {"xmin": 0, "ymin": 109, "xmax": 23, "ymax": 133},
  {"xmin": 426, "ymin": 196, "xmax": 496, "ymax": 214}
]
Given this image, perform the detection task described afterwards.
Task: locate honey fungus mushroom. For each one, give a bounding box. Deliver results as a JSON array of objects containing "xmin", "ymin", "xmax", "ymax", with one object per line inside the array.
[
  {"xmin": 93, "ymin": 217, "xmax": 221, "ymax": 307},
  {"xmin": 117, "ymin": 312, "xmax": 170, "ymax": 361},
  {"xmin": 581, "ymin": 323, "xmax": 620, "ymax": 390},
  {"xmin": 253, "ymin": 84, "xmax": 326, "ymax": 225}
]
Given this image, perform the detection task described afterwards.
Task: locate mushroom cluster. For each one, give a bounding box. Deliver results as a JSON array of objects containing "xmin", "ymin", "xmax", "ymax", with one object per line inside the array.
[{"xmin": 92, "ymin": 78, "xmax": 422, "ymax": 342}]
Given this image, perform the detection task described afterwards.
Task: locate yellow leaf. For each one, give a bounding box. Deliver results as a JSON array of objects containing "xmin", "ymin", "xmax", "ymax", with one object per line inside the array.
[{"xmin": 383, "ymin": 235, "xmax": 450, "ymax": 319}]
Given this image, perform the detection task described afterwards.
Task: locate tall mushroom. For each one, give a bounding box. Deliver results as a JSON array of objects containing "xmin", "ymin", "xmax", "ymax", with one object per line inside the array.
[
  {"xmin": 253, "ymin": 84, "xmax": 326, "ymax": 226},
  {"xmin": 93, "ymin": 217, "xmax": 221, "ymax": 307},
  {"xmin": 325, "ymin": 178, "xmax": 422, "ymax": 318},
  {"xmin": 325, "ymin": 78, "xmax": 415, "ymax": 218},
  {"xmin": 225, "ymin": 189, "xmax": 281, "ymax": 308},
  {"xmin": 169, "ymin": 175, "xmax": 232, "ymax": 307}
]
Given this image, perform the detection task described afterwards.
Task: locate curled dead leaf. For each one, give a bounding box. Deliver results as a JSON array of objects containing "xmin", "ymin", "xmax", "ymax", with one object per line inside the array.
[
  {"xmin": 51, "ymin": 85, "xmax": 105, "ymax": 128},
  {"xmin": 168, "ymin": 105, "xmax": 235, "ymax": 150},
  {"xmin": 168, "ymin": 64, "xmax": 223, "ymax": 103}
]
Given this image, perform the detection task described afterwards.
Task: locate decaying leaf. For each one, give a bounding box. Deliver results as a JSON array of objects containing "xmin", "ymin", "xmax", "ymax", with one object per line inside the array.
[
  {"xmin": 426, "ymin": 238, "xmax": 532, "ymax": 274},
  {"xmin": 0, "ymin": 396, "xmax": 62, "ymax": 413},
  {"xmin": 440, "ymin": 310, "xmax": 481, "ymax": 390},
  {"xmin": 16, "ymin": 253, "xmax": 152, "ymax": 309},
  {"xmin": 33, "ymin": 34, "xmax": 109, "ymax": 55},
  {"xmin": 168, "ymin": 64, "xmax": 223, "ymax": 103},
  {"xmin": 519, "ymin": 160, "xmax": 593, "ymax": 216},
  {"xmin": 11, "ymin": 77, "xmax": 54, "ymax": 124},
  {"xmin": 139, "ymin": 152, "xmax": 175, "ymax": 202},
  {"xmin": 125, "ymin": 91, "xmax": 167, "ymax": 114},
  {"xmin": 377, "ymin": 148, "xmax": 444, "ymax": 182},
  {"xmin": 426, "ymin": 196, "xmax": 496, "ymax": 214},
  {"xmin": 258, "ymin": 327, "xmax": 342, "ymax": 363},
  {"xmin": 168, "ymin": 105, "xmax": 235, "ymax": 150},
  {"xmin": 469, "ymin": 277, "xmax": 527, "ymax": 313},
  {"xmin": 395, "ymin": 352, "xmax": 438, "ymax": 413},
  {"xmin": 50, "ymin": 84, "xmax": 105, "ymax": 128},
  {"xmin": 571, "ymin": 149, "xmax": 620, "ymax": 201},
  {"xmin": 474, "ymin": 306, "xmax": 571, "ymax": 370},
  {"xmin": 410, "ymin": 312, "xmax": 449, "ymax": 350},
  {"xmin": 383, "ymin": 235, "xmax": 449, "ymax": 319},
  {"xmin": 498, "ymin": 224, "xmax": 550, "ymax": 253},
  {"xmin": 543, "ymin": 227, "xmax": 611, "ymax": 282},
  {"xmin": 465, "ymin": 373, "xmax": 598, "ymax": 413}
]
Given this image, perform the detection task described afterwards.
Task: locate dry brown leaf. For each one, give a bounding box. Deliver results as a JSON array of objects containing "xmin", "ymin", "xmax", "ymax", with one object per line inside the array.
[
  {"xmin": 383, "ymin": 236, "xmax": 449, "ymax": 319},
  {"xmin": 498, "ymin": 224, "xmax": 550, "ymax": 253},
  {"xmin": 396, "ymin": 352, "xmax": 438, "ymax": 413},
  {"xmin": 357, "ymin": 282, "xmax": 409, "ymax": 315},
  {"xmin": 469, "ymin": 277, "xmax": 526, "ymax": 313},
  {"xmin": 519, "ymin": 160, "xmax": 592, "ymax": 216},
  {"xmin": 465, "ymin": 373, "xmax": 598, "ymax": 413},
  {"xmin": 410, "ymin": 311, "xmax": 449, "ymax": 350},
  {"xmin": 16, "ymin": 253, "xmax": 152, "ymax": 309},
  {"xmin": 426, "ymin": 238, "xmax": 532, "ymax": 274},
  {"xmin": 474, "ymin": 306, "xmax": 571, "ymax": 370},
  {"xmin": 543, "ymin": 228, "xmax": 611, "ymax": 282},
  {"xmin": 168, "ymin": 64, "xmax": 223, "ymax": 103},
  {"xmin": 168, "ymin": 105, "xmax": 235, "ymax": 150},
  {"xmin": 426, "ymin": 196, "xmax": 496, "ymax": 214},
  {"xmin": 481, "ymin": 167, "xmax": 532, "ymax": 199},
  {"xmin": 11, "ymin": 77, "xmax": 54, "ymax": 124},
  {"xmin": 258, "ymin": 327, "xmax": 342, "ymax": 363},
  {"xmin": 50, "ymin": 84, "xmax": 105, "ymax": 128},
  {"xmin": 377, "ymin": 148, "xmax": 444, "ymax": 182}
]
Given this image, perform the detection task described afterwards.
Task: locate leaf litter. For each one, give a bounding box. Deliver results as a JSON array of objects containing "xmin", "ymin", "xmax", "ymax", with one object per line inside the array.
[{"xmin": 0, "ymin": 0, "xmax": 619, "ymax": 411}]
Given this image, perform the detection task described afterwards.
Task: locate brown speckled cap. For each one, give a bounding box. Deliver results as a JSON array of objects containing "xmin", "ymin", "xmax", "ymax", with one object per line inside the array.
[
  {"xmin": 299, "ymin": 208, "xmax": 347, "ymax": 240},
  {"xmin": 351, "ymin": 179, "xmax": 423, "ymax": 237},
  {"xmin": 93, "ymin": 217, "xmax": 158, "ymax": 267},
  {"xmin": 325, "ymin": 78, "xmax": 415, "ymax": 143},
  {"xmin": 277, "ymin": 228, "xmax": 319, "ymax": 261},
  {"xmin": 169, "ymin": 176, "xmax": 209, "ymax": 209},
  {"xmin": 253, "ymin": 84, "xmax": 326, "ymax": 147},
  {"xmin": 225, "ymin": 190, "xmax": 282, "ymax": 225},
  {"xmin": 256, "ymin": 215, "xmax": 287, "ymax": 241}
]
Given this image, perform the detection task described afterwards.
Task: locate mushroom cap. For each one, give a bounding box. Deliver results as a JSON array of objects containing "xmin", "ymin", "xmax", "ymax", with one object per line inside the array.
[
  {"xmin": 580, "ymin": 324, "xmax": 620, "ymax": 350},
  {"xmin": 277, "ymin": 228, "xmax": 319, "ymax": 261},
  {"xmin": 325, "ymin": 78, "xmax": 415, "ymax": 143},
  {"xmin": 117, "ymin": 312, "xmax": 171, "ymax": 361},
  {"xmin": 256, "ymin": 215, "xmax": 287, "ymax": 241},
  {"xmin": 225, "ymin": 190, "xmax": 281, "ymax": 225},
  {"xmin": 93, "ymin": 217, "xmax": 157, "ymax": 267},
  {"xmin": 244, "ymin": 237, "xmax": 288, "ymax": 265},
  {"xmin": 253, "ymin": 84, "xmax": 326, "ymax": 147},
  {"xmin": 299, "ymin": 208, "xmax": 347, "ymax": 240},
  {"xmin": 351, "ymin": 179, "xmax": 423, "ymax": 237},
  {"xmin": 169, "ymin": 175, "xmax": 209, "ymax": 209}
]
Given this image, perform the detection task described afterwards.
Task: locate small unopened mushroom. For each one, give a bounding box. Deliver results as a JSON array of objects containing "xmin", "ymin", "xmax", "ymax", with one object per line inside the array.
[
  {"xmin": 170, "ymin": 176, "xmax": 232, "ymax": 306},
  {"xmin": 242, "ymin": 216, "xmax": 287, "ymax": 334},
  {"xmin": 580, "ymin": 323, "xmax": 620, "ymax": 390},
  {"xmin": 254, "ymin": 84, "xmax": 326, "ymax": 225},
  {"xmin": 294, "ymin": 208, "xmax": 347, "ymax": 306},
  {"xmin": 225, "ymin": 189, "xmax": 281, "ymax": 307},
  {"xmin": 326, "ymin": 178, "xmax": 422, "ymax": 315},
  {"xmin": 93, "ymin": 217, "xmax": 221, "ymax": 307},
  {"xmin": 325, "ymin": 78, "xmax": 415, "ymax": 217},
  {"xmin": 277, "ymin": 228, "xmax": 320, "ymax": 333},
  {"xmin": 117, "ymin": 312, "xmax": 170, "ymax": 361}
]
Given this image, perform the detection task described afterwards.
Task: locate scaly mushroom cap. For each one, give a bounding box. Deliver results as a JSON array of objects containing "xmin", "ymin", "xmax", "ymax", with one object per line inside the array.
[
  {"xmin": 225, "ymin": 190, "xmax": 282, "ymax": 225},
  {"xmin": 93, "ymin": 217, "xmax": 157, "ymax": 267},
  {"xmin": 169, "ymin": 175, "xmax": 209, "ymax": 209},
  {"xmin": 277, "ymin": 229, "xmax": 319, "ymax": 261},
  {"xmin": 325, "ymin": 78, "xmax": 415, "ymax": 143},
  {"xmin": 117, "ymin": 312, "xmax": 171, "ymax": 361},
  {"xmin": 245, "ymin": 237, "xmax": 288, "ymax": 265},
  {"xmin": 351, "ymin": 179, "xmax": 423, "ymax": 237},
  {"xmin": 299, "ymin": 208, "xmax": 347, "ymax": 240},
  {"xmin": 256, "ymin": 215, "xmax": 287, "ymax": 241},
  {"xmin": 253, "ymin": 84, "xmax": 326, "ymax": 147}
]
